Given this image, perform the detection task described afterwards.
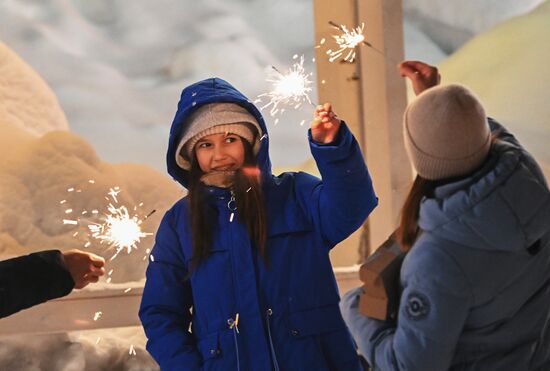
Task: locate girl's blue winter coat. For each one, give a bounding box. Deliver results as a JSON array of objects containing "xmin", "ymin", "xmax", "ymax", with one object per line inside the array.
[{"xmin": 139, "ymin": 78, "xmax": 378, "ymax": 370}]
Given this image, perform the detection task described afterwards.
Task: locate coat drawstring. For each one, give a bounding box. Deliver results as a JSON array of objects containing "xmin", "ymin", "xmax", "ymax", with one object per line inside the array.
[
  {"xmin": 228, "ymin": 313, "xmax": 241, "ymax": 371},
  {"xmin": 228, "ymin": 190, "xmax": 237, "ymax": 222},
  {"xmin": 266, "ymin": 308, "xmax": 281, "ymax": 371}
]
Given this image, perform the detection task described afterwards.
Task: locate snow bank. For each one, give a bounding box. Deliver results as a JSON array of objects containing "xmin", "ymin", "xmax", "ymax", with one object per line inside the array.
[
  {"xmin": 439, "ymin": 1, "xmax": 550, "ymax": 179},
  {"xmin": 0, "ymin": 42, "xmax": 69, "ymax": 136},
  {"xmin": 403, "ymin": 0, "xmax": 545, "ymax": 52},
  {"xmin": 0, "ymin": 122, "xmax": 183, "ymax": 281},
  {"xmin": 0, "ymin": 329, "xmax": 158, "ymax": 371}
]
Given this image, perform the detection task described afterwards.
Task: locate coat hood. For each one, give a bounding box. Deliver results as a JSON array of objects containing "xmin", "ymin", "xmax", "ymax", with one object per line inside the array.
[
  {"xmin": 167, "ymin": 78, "xmax": 271, "ymax": 187},
  {"xmin": 418, "ymin": 140, "xmax": 550, "ymax": 254}
]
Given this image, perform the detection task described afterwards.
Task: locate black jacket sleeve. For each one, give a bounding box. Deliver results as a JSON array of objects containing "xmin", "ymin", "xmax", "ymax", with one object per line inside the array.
[{"xmin": 0, "ymin": 250, "xmax": 75, "ymax": 318}]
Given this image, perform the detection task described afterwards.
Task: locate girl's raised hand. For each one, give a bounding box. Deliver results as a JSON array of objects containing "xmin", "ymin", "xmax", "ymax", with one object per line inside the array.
[{"xmin": 311, "ymin": 103, "xmax": 341, "ymax": 144}]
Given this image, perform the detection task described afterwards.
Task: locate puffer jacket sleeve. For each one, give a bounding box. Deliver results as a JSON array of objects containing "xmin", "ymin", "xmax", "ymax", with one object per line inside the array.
[
  {"xmin": 0, "ymin": 250, "xmax": 74, "ymax": 318},
  {"xmin": 488, "ymin": 117, "xmax": 521, "ymax": 147},
  {"xmin": 299, "ymin": 122, "xmax": 377, "ymax": 246},
  {"xmin": 488, "ymin": 117, "xmax": 548, "ymax": 187},
  {"xmin": 341, "ymin": 240, "xmax": 473, "ymax": 371},
  {"xmin": 139, "ymin": 208, "xmax": 200, "ymax": 371}
]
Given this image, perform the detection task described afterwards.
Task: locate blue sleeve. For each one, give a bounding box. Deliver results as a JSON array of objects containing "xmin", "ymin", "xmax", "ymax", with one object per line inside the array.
[
  {"xmin": 302, "ymin": 122, "xmax": 378, "ymax": 246},
  {"xmin": 341, "ymin": 243, "xmax": 472, "ymax": 370},
  {"xmin": 139, "ymin": 208, "xmax": 201, "ymax": 371}
]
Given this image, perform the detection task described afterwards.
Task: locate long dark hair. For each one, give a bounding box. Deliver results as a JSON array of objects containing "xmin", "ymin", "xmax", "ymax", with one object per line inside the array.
[
  {"xmin": 397, "ymin": 135, "xmax": 498, "ymax": 251},
  {"xmin": 187, "ymin": 139, "xmax": 267, "ymax": 271},
  {"xmin": 396, "ymin": 176, "xmax": 438, "ymax": 251}
]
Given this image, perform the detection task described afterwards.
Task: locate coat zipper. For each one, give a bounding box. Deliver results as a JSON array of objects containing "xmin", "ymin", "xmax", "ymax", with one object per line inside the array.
[
  {"xmin": 227, "ymin": 313, "xmax": 241, "ymax": 371},
  {"xmin": 228, "ymin": 190, "xmax": 237, "ymax": 223},
  {"xmin": 265, "ymin": 308, "xmax": 281, "ymax": 371},
  {"xmin": 226, "ymin": 190, "xmax": 240, "ymax": 370}
]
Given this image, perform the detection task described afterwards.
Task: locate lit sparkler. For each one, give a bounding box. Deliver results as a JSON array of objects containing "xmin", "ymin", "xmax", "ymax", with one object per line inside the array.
[
  {"xmin": 325, "ymin": 21, "xmax": 381, "ymax": 63},
  {"xmin": 257, "ymin": 55, "xmax": 314, "ymax": 118},
  {"xmin": 87, "ymin": 191, "xmax": 153, "ymax": 261},
  {"xmin": 61, "ymin": 184, "xmax": 154, "ymax": 261}
]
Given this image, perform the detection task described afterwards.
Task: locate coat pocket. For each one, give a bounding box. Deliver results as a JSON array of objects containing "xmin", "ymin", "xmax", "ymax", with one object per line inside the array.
[
  {"xmin": 197, "ymin": 330, "xmax": 239, "ymax": 371},
  {"xmin": 267, "ymin": 215, "xmax": 312, "ymax": 238},
  {"xmin": 286, "ymin": 304, "xmax": 360, "ymax": 369},
  {"xmin": 287, "ymin": 304, "xmax": 346, "ymax": 338},
  {"xmin": 197, "ymin": 332, "xmax": 221, "ymax": 361}
]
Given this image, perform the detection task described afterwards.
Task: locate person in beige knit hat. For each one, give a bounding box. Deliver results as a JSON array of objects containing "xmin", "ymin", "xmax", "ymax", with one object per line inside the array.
[
  {"xmin": 403, "ymin": 83, "xmax": 491, "ymax": 180},
  {"xmin": 341, "ymin": 60, "xmax": 550, "ymax": 371}
]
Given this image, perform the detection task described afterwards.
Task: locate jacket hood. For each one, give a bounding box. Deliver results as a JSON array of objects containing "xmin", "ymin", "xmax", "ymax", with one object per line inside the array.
[
  {"xmin": 419, "ymin": 140, "xmax": 550, "ymax": 254},
  {"xmin": 167, "ymin": 78, "xmax": 271, "ymax": 187}
]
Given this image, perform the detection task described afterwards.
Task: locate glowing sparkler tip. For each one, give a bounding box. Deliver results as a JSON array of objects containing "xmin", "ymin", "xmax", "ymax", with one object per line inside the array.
[
  {"xmin": 257, "ymin": 55, "xmax": 314, "ymax": 119},
  {"xmin": 326, "ymin": 21, "xmax": 367, "ymax": 63}
]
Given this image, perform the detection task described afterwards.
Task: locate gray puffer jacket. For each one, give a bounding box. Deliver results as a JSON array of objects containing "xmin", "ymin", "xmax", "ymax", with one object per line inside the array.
[{"xmin": 341, "ymin": 119, "xmax": 550, "ymax": 371}]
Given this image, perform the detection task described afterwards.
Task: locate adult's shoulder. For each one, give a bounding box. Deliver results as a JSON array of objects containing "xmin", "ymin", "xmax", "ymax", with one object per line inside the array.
[{"xmin": 402, "ymin": 234, "xmax": 473, "ymax": 297}]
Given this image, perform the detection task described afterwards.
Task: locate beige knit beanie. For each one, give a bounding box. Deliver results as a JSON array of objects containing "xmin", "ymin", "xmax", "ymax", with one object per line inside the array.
[
  {"xmin": 403, "ymin": 84, "xmax": 491, "ymax": 180},
  {"xmin": 175, "ymin": 103, "xmax": 262, "ymax": 170}
]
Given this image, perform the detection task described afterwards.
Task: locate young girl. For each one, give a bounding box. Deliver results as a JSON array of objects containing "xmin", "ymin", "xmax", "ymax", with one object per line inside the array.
[
  {"xmin": 139, "ymin": 78, "xmax": 378, "ymax": 371},
  {"xmin": 341, "ymin": 61, "xmax": 550, "ymax": 370}
]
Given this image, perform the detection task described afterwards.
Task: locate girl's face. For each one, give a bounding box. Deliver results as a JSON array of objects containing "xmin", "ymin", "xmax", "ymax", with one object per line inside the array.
[{"xmin": 194, "ymin": 133, "xmax": 245, "ymax": 173}]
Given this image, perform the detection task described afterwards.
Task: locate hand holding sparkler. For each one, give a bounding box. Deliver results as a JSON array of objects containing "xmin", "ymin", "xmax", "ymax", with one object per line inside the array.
[
  {"xmin": 398, "ymin": 60, "xmax": 441, "ymax": 96},
  {"xmin": 311, "ymin": 103, "xmax": 341, "ymax": 144},
  {"xmin": 62, "ymin": 249, "xmax": 106, "ymax": 289}
]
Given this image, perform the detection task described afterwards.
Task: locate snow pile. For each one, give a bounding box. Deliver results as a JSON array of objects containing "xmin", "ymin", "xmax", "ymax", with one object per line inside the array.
[
  {"xmin": 1, "ymin": 0, "xmax": 539, "ymax": 173},
  {"xmin": 0, "ymin": 41, "xmax": 69, "ymax": 136},
  {"xmin": 439, "ymin": 0, "xmax": 550, "ymax": 179},
  {"xmin": 403, "ymin": 0, "xmax": 545, "ymax": 52},
  {"xmin": 0, "ymin": 121, "xmax": 183, "ymax": 281},
  {"xmin": 0, "ymin": 329, "xmax": 158, "ymax": 371},
  {"xmin": 0, "ymin": 42, "xmax": 182, "ymax": 281},
  {"xmin": 0, "ymin": 0, "xmax": 316, "ymax": 171},
  {"xmin": 0, "ymin": 42, "xmax": 181, "ymax": 370}
]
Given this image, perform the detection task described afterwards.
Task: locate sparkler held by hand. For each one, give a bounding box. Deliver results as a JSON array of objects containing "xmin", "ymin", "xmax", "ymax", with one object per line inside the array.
[
  {"xmin": 326, "ymin": 21, "xmax": 383, "ymax": 63},
  {"xmin": 62, "ymin": 249, "xmax": 105, "ymax": 289},
  {"xmin": 311, "ymin": 103, "xmax": 341, "ymax": 144},
  {"xmin": 257, "ymin": 55, "xmax": 314, "ymax": 119},
  {"xmin": 61, "ymin": 185, "xmax": 153, "ymax": 261}
]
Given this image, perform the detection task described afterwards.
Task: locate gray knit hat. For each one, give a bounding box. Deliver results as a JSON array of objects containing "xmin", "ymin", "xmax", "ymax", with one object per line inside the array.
[
  {"xmin": 403, "ymin": 84, "xmax": 491, "ymax": 180},
  {"xmin": 175, "ymin": 103, "xmax": 262, "ymax": 170}
]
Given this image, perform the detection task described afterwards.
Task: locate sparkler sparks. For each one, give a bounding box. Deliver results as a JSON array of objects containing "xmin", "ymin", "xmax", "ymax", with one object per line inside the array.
[
  {"xmin": 327, "ymin": 22, "xmax": 366, "ymax": 63},
  {"xmin": 257, "ymin": 55, "xmax": 314, "ymax": 118},
  {"xmin": 88, "ymin": 196, "xmax": 152, "ymax": 261},
  {"xmin": 324, "ymin": 21, "xmax": 381, "ymax": 63},
  {"xmin": 61, "ymin": 184, "xmax": 153, "ymax": 261}
]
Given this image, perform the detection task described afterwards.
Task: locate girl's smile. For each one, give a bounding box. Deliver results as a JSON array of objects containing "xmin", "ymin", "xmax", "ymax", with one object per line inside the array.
[{"xmin": 194, "ymin": 133, "xmax": 245, "ymax": 173}]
